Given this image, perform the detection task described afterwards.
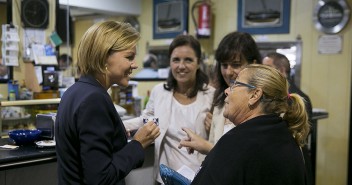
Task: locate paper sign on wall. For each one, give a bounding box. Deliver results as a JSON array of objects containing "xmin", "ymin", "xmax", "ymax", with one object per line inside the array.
[
  {"xmin": 318, "ymin": 35, "xmax": 342, "ymax": 54},
  {"xmin": 1, "ymin": 24, "xmax": 20, "ymax": 66}
]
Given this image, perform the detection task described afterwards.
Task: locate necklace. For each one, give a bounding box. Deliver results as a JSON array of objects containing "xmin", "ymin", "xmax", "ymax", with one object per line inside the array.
[
  {"xmin": 174, "ymin": 91, "xmax": 189, "ymax": 97},
  {"xmin": 173, "ymin": 90, "xmax": 196, "ymax": 104}
]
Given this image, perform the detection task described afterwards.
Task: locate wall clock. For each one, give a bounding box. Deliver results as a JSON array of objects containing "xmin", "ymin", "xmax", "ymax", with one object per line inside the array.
[
  {"xmin": 313, "ymin": 0, "xmax": 350, "ymax": 34},
  {"xmin": 21, "ymin": 0, "xmax": 49, "ymax": 29}
]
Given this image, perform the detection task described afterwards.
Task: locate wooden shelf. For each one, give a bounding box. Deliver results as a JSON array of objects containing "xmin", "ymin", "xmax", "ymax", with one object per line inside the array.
[{"xmin": 0, "ymin": 99, "xmax": 60, "ymax": 107}]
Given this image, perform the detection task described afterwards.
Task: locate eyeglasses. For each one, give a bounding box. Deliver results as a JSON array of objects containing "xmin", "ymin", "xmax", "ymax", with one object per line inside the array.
[{"xmin": 229, "ymin": 80, "xmax": 256, "ymax": 91}]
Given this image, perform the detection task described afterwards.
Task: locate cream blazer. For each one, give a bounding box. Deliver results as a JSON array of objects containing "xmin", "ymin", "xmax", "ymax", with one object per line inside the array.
[
  {"xmin": 208, "ymin": 106, "xmax": 226, "ymax": 144},
  {"xmin": 124, "ymin": 83, "xmax": 215, "ymax": 180}
]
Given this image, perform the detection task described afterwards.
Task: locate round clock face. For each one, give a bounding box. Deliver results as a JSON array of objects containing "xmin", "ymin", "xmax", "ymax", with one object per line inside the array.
[
  {"xmin": 313, "ymin": 0, "xmax": 351, "ymax": 34},
  {"xmin": 22, "ymin": 0, "xmax": 49, "ymax": 28},
  {"xmin": 318, "ymin": 2, "xmax": 344, "ymax": 28}
]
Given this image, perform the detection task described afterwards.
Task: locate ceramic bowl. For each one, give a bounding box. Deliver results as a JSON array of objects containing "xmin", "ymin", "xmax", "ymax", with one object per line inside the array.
[{"xmin": 8, "ymin": 129, "xmax": 42, "ymax": 145}]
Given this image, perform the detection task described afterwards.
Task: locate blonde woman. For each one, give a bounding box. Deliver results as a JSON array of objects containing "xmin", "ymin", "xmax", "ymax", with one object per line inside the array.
[
  {"xmin": 55, "ymin": 21, "xmax": 160, "ymax": 185},
  {"xmin": 186, "ymin": 64, "xmax": 310, "ymax": 185}
]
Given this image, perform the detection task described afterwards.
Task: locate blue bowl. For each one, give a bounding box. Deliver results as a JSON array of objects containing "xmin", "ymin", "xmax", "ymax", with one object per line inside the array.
[{"xmin": 8, "ymin": 129, "xmax": 42, "ymax": 145}]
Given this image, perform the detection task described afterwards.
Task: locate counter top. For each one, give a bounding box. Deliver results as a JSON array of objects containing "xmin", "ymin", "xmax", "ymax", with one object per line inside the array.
[
  {"xmin": 0, "ymin": 138, "xmax": 56, "ymax": 169},
  {"xmin": 312, "ymin": 111, "xmax": 328, "ymax": 120},
  {"xmin": 312, "ymin": 108, "xmax": 328, "ymax": 120}
]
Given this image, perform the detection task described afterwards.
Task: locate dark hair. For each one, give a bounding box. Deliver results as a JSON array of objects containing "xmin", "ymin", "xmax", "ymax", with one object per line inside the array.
[
  {"xmin": 213, "ymin": 31, "xmax": 262, "ymax": 108},
  {"xmin": 266, "ymin": 52, "xmax": 291, "ymax": 77},
  {"xmin": 164, "ymin": 34, "xmax": 209, "ymax": 98},
  {"xmin": 58, "ymin": 54, "xmax": 73, "ymax": 70},
  {"xmin": 143, "ymin": 54, "xmax": 158, "ymax": 68},
  {"xmin": 59, "ymin": 54, "xmax": 72, "ymax": 63}
]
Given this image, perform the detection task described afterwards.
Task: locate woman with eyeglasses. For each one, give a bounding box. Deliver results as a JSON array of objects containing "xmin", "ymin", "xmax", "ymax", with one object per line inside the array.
[
  {"xmin": 190, "ymin": 64, "xmax": 310, "ymax": 185},
  {"xmin": 179, "ymin": 31, "xmax": 261, "ymax": 155}
]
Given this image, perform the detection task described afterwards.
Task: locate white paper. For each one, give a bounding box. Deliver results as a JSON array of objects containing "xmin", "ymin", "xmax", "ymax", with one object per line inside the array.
[
  {"xmin": 37, "ymin": 56, "xmax": 58, "ymax": 65},
  {"xmin": 318, "ymin": 35, "xmax": 342, "ymax": 54},
  {"xmin": 4, "ymin": 32, "xmax": 20, "ymax": 42},
  {"xmin": 23, "ymin": 28, "xmax": 46, "ymax": 46},
  {"xmin": 30, "ymin": 44, "xmax": 58, "ymax": 65},
  {"xmin": 31, "ymin": 44, "xmax": 46, "ymax": 65},
  {"xmin": 1, "ymin": 24, "xmax": 20, "ymax": 42},
  {"xmin": 3, "ymin": 41, "xmax": 19, "ymax": 50},
  {"xmin": 35, "ymin": 66, "xmax": 43, "ymax": 84},
  {"xmin": 2, "ymin": 24, "xmax": 20, "ymax": 66},
  {"xmin": 177, "ymin": 165, "xmax": 195, "ymax": 181},
  {"xmin": 23, "ymin": 29, "xmax": 46, "ymax": 60},
  {"xmin": 3, "ymin": 56, "xmax": 19, "ymax": 66},
  {"xmin": 5, "ymin": 50, "xmax": 18, "ymax": 56}
]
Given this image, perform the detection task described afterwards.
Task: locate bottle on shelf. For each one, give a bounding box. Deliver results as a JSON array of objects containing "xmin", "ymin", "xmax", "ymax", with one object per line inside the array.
[
  {"xmin": 133, "ymin": 97, "xmax": 142, "ymax": 117},
  {"xmin": 143, "ymin": 90, "xmax": 150, "ymax": 109},
  {"xmin": 124, "ymin": 92, "xmax": 135, "ymax": 115},
  {"xmin": 110, "ymin": 85, "xmax": 120, "ymax": 104},
  {"xmin": 9, "ymin": 90, "xmax": 16, "ymax": 101}
]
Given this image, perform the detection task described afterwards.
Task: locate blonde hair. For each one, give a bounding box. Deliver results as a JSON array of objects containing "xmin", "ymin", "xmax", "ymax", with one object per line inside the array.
[
  {"xmin": 245, "ymin": 64, "xmax": 310, "ymax": 147},
  {"xmin": 77, "ymin": 21, "xmax": 140, "ymax": 76}
]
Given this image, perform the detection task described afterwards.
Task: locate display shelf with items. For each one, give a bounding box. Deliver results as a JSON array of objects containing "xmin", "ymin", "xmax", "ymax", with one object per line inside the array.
[
  {"xmin": 110, "ymin": 82, "xmax": 141, "ymax": 118},
  {"xmin": 0, "ymin": 98, "xmax": 60, "ymax": 138}
]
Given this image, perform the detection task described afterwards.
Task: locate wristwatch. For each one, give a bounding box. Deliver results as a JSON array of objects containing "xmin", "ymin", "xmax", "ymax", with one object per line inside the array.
[
  {"xmin": 21, "ymin": 0, "xmax": 49, "ymax": 29},
  {"xmin": 313, "ymin": 0, "xmax": 350, "ymax": 34}
]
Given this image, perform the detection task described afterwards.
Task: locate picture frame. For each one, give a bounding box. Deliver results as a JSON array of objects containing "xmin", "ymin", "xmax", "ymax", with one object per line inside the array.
[
  {"xmin": 153, "ymin": 0, "xmax": 188, "ymax": 39},
  {"xmin": 237, "ymin": 0, "xmax": 290, "ymax": 34}
]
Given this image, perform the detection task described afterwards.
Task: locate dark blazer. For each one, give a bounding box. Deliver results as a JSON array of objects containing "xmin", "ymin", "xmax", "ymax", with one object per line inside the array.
[
  {"xmin": 289, "ymin": 80, "xmax": 314, "ymax": 185},
  {"xmin": 191, "ymin": 115, "xmax": 307, "ymax": 185},
  {"xmin": 55, "ymin": 75, "xmax": 144, "ymax": 185},
  {"xmin": 289, "ymin": 80, "xmax": 313, "ymax": 121}
]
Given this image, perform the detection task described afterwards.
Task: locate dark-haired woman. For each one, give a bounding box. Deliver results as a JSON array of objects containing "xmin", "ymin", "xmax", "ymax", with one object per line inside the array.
[{"xmin": 124, "ymin": 34, "xmax": 214, "ymax": 184}]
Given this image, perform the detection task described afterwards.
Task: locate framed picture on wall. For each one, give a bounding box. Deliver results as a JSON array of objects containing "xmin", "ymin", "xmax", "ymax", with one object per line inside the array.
[
  {"xmin": 153, "ymin": 0, "xmax": 188, "ymax": 39},
  {"xmin": 237, "ymin": 0, "xmax": 290, "ymax": 34}
]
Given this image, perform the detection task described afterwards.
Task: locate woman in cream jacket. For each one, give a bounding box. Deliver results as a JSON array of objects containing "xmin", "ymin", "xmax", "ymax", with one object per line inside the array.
[{"xmin": 124, "ymin": 35, "xmax": 214, "ymax": 184}]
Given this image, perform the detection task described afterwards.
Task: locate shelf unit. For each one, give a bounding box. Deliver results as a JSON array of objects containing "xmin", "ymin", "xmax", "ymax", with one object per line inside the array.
[{"xmin": 0, "ymin": 99, "xmax": 60, "ymax": 138}]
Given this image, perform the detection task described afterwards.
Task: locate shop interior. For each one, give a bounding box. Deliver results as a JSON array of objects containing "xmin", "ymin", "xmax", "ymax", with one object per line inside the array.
[{"xmin": 0, "ymin": 0, "xmax": 351, "ymax": 185}]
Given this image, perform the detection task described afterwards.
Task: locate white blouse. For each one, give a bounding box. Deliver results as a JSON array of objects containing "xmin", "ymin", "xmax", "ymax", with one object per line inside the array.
[{"xmin": 158, "ymin": 97, "xmax": 204, "ymax": 182}]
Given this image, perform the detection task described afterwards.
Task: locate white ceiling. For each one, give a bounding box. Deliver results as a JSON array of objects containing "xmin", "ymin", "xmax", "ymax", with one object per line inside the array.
[{"xmin": 59, "ymin": 0, "xmax": 141, "ymax": 18}]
